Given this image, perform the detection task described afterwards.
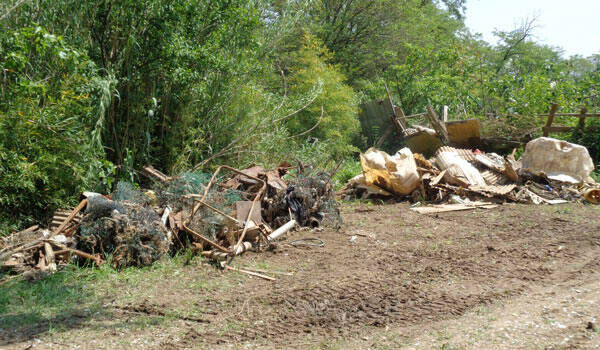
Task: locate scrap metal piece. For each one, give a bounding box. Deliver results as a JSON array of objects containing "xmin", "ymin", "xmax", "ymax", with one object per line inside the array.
[{"xmin": 184, "ymin": 166, "xmax": 266, "ymax": 255}]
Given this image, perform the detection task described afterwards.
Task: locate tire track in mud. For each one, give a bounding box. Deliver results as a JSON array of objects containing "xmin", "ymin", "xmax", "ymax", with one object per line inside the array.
[
  {"xmin": 167, "ymin": 205, "xmax": 600, "ymax": 347},
  {"xmin": 227, "ymin": 274, "xmax": 513, "ymax": 343},
  {"xmin": 226, "ymin": 236, "xmax": 600, "ymax": 344}
]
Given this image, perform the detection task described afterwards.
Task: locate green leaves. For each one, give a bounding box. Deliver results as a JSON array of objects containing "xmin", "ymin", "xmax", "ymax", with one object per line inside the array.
[
  {"xmin": 286, "ymin": 35, "xmax": 360, "ymax": 159},
  {"xmin": 0, "ymin": 26, "xmax": 112, "ymax": 232}
]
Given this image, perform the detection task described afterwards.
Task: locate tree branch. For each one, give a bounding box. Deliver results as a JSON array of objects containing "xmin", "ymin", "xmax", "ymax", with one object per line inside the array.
[{"xmin": 286, "ymin": 105, "xmax": 324, "ymax": 139}]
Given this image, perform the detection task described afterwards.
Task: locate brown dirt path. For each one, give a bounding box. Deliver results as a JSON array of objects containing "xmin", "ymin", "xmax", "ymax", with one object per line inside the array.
[{"xmin": 3, "ymin": 202, "xmax": 600, "ymax": 349}]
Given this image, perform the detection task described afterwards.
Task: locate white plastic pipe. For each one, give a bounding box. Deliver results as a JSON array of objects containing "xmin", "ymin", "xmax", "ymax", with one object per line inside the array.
[{"xmin": 267, "ymin": 220, "xmax": 296, "ymax": 242}]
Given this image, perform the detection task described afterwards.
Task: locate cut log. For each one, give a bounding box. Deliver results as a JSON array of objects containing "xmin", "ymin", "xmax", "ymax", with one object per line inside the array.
[{"xmin": 44, "ymin": 242, "xmax": 57, "ymax": 272}]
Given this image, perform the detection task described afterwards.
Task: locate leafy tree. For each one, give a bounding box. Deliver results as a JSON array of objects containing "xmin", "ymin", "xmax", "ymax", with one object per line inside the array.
[
  {"xmin": 0, "ymin": 26, "xmax": 113, "ymax": 232},
  {"xmin": 3, "ymin": 0, "xmax": 263, "ymax": 174},
  {"xmin": 286, "ymin": 35, "xmax": 360, "ymax": 159}
]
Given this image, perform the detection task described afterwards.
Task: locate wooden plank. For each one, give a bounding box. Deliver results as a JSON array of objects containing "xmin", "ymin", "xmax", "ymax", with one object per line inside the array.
[
  {"xmin": 410, "ymin": 203, "xmax": 498, "ymax": 214},
  {"xmin": 538, "ymin": 113, "xmax": 600, "ymax": 117},
  {"xmin": 395, "ymin": 106, "xmax": 409, "ymax": 130},
  {"xmin": 543, "ymin": 103, "xmax": 558, "ymax": 137},
  {"xmin": 51, "ymin": 199, "xmax": 87, "ymax": 237},
  {"xmin": 225, "ymin": 265, "xmax": 276, "ymax": 281},
  {"xmin": 405, "ymin": 112, "xmax": 427, "ymax": 118},
  {"xmin": 426, "ymin": 105, "xmax": 450, "ymax": 145},
  {"xmin": 543, "ymin": 126, "xmax": 600, "ymax": 133},
  {"xmin": 384, "ymin": 83, "xmax": 406, "ymax": 132}
]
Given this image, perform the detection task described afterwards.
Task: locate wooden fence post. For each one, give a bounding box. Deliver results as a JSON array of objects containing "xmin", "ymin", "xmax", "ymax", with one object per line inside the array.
[
  {"xmin": 543, "ymin": 103, "xmax": 558, "ymax": 137},
  {"xmin": 578, "ymin": 107, "xmax": 587, "ymax": 131}
]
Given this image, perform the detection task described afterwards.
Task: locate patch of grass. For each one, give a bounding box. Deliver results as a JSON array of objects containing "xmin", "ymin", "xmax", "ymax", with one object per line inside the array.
[
  {"xmin": 0, "ymin": 265, "xmax": 103, "ymax": 332},
  {"xmin": 553, "ymin": 206, "xmax": 573, "ymax": 215},
  {"xmin": 332, "ymin": 159, "xmax": 362, "ymax": 190},
  {"xmin": 340, "ymin": 198, "xmax": 373, "ymax": 205},
  {"xmin": 219, "ymin": 320, "xmax": 242, "ymax": 336},
  {"xmin": 316, "ymin": 341, "xmax": 342, "ymax": 350},
  {"xmin": 0, "ymin": 249, "xmax": 226, "ymax": 336},
  {"xmin": 253, "ymin": 262, "xmax": 271, "ymax": 271}
]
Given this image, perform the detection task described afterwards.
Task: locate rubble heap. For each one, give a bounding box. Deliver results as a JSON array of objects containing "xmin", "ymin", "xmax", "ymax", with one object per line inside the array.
[
  {"xmin": 340, "ymin": 137, "xmax": 599, "ymax": 212},
  {"xmin": 0, "ymin": 163, "xmax": 340, "ymax": 278},
  {"xmin": 79, "ymin": 196, "xmax": 169, "ymax": 269}
]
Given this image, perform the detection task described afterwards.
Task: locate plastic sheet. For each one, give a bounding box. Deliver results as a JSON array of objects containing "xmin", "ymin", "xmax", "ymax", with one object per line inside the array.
[
  {"xmin": 360, "ymin": 147, "xmax": 421, "ymax": 196},
  {"xmin": 521, "ymin": 137, "xmax": 595, "ymax": 184}
]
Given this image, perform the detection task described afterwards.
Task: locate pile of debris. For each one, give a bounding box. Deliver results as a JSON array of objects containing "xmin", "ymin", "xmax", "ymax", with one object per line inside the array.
[
  {"xmin": 340, "ymin": 137, "xmax": 599, "ymax": 213},
  {"xmin": 0, "ymin": 163, "xmax": 340, "ymax": 279}
]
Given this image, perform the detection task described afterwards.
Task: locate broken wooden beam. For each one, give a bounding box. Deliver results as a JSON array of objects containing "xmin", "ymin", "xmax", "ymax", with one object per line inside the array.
[
  {"xmin": 543, "ymin": 103, "xmax": 558, "ymax": 137},
  {"xmin": 51, "ymin": 199, "xmax": 88, "ymax": 238},
  {"xmin": 410, "ymin": 203, "xmax": 498, "ymax": 214},
  {"xmin": 45, "ymin": 240, "xmax": 103, "ymax": 266},
  {"xmin": 141, "ymin": 165, "xmax": 171, "ymax": 182},
  {"xmin": 44, "ymin": 242, "xmax": 57, "ymax": 272},
  {"xmin": 224, "ymin": 265, "xmax": 276, "ymax": 281},
  {"xmin": 426, "ymin": 105, "xmax": 450, "ymax": 145}
]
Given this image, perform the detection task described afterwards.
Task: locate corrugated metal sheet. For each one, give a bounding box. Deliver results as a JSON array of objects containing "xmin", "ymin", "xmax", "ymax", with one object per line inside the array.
[
  {"xmin": 480, "ymin": 169, "xmax": 511, "ymax": 186},
  {"xmin": 436, "ymin": 146, "xmax": 476, "ymax": 162},
  {"xmin": 471, "ymin": 184, "xmax": 517, "ymax": 196}
]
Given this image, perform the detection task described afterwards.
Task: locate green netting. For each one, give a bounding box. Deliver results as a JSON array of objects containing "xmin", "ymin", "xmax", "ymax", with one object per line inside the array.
[
  {"xmin": 113, "ymin": 181, "xmax": 147, "ymax": 204},
  {"xmin": 153, "ymin": 171, "xmax": 248, "ymax": 244},
  {"xmin": 79, "ymin": 200, "xmax": 169, "ymax": 269}
]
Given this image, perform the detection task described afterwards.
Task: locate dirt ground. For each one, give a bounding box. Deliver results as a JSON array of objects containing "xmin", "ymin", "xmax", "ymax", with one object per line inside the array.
[{"xmin": 2, "ymin": 202, "xmax": 600, "ymax": 349}]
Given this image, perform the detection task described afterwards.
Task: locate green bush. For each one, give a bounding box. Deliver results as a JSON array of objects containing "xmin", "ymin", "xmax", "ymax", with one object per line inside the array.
[
  {"xmin": 0, "ymin": 27, "xmax": 113, "ymax": 233},
  {"xmin": 286, "ymin": 35, "xmax": 360, "ymax": 160},
  {"xmin": 570, "ymin": 118, "xmax": 600, "ymax": 181},
  {"xmin": 570, "ymin": 118, "xmax": 600, "ymax": 164},
  {"xmin": 333, "ymin": 159, "xmax": 363, "ymax": 190}
]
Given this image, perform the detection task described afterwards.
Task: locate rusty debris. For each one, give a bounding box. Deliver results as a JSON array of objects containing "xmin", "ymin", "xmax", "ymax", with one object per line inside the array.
[{"xmin": 1, "ymin": 162, "xmax": 339, "ymax": 278}]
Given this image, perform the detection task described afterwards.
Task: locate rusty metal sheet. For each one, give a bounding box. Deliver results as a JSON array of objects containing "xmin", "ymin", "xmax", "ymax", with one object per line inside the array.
[{"xmin": 235, "ymin": 201, "xmax": 263, "ymax": 224}]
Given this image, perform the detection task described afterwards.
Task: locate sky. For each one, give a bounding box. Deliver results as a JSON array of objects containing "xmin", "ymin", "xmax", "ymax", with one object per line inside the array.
[{"xmin": 464, "ymin": 0, "xmax": 600, "ymax": 58}]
